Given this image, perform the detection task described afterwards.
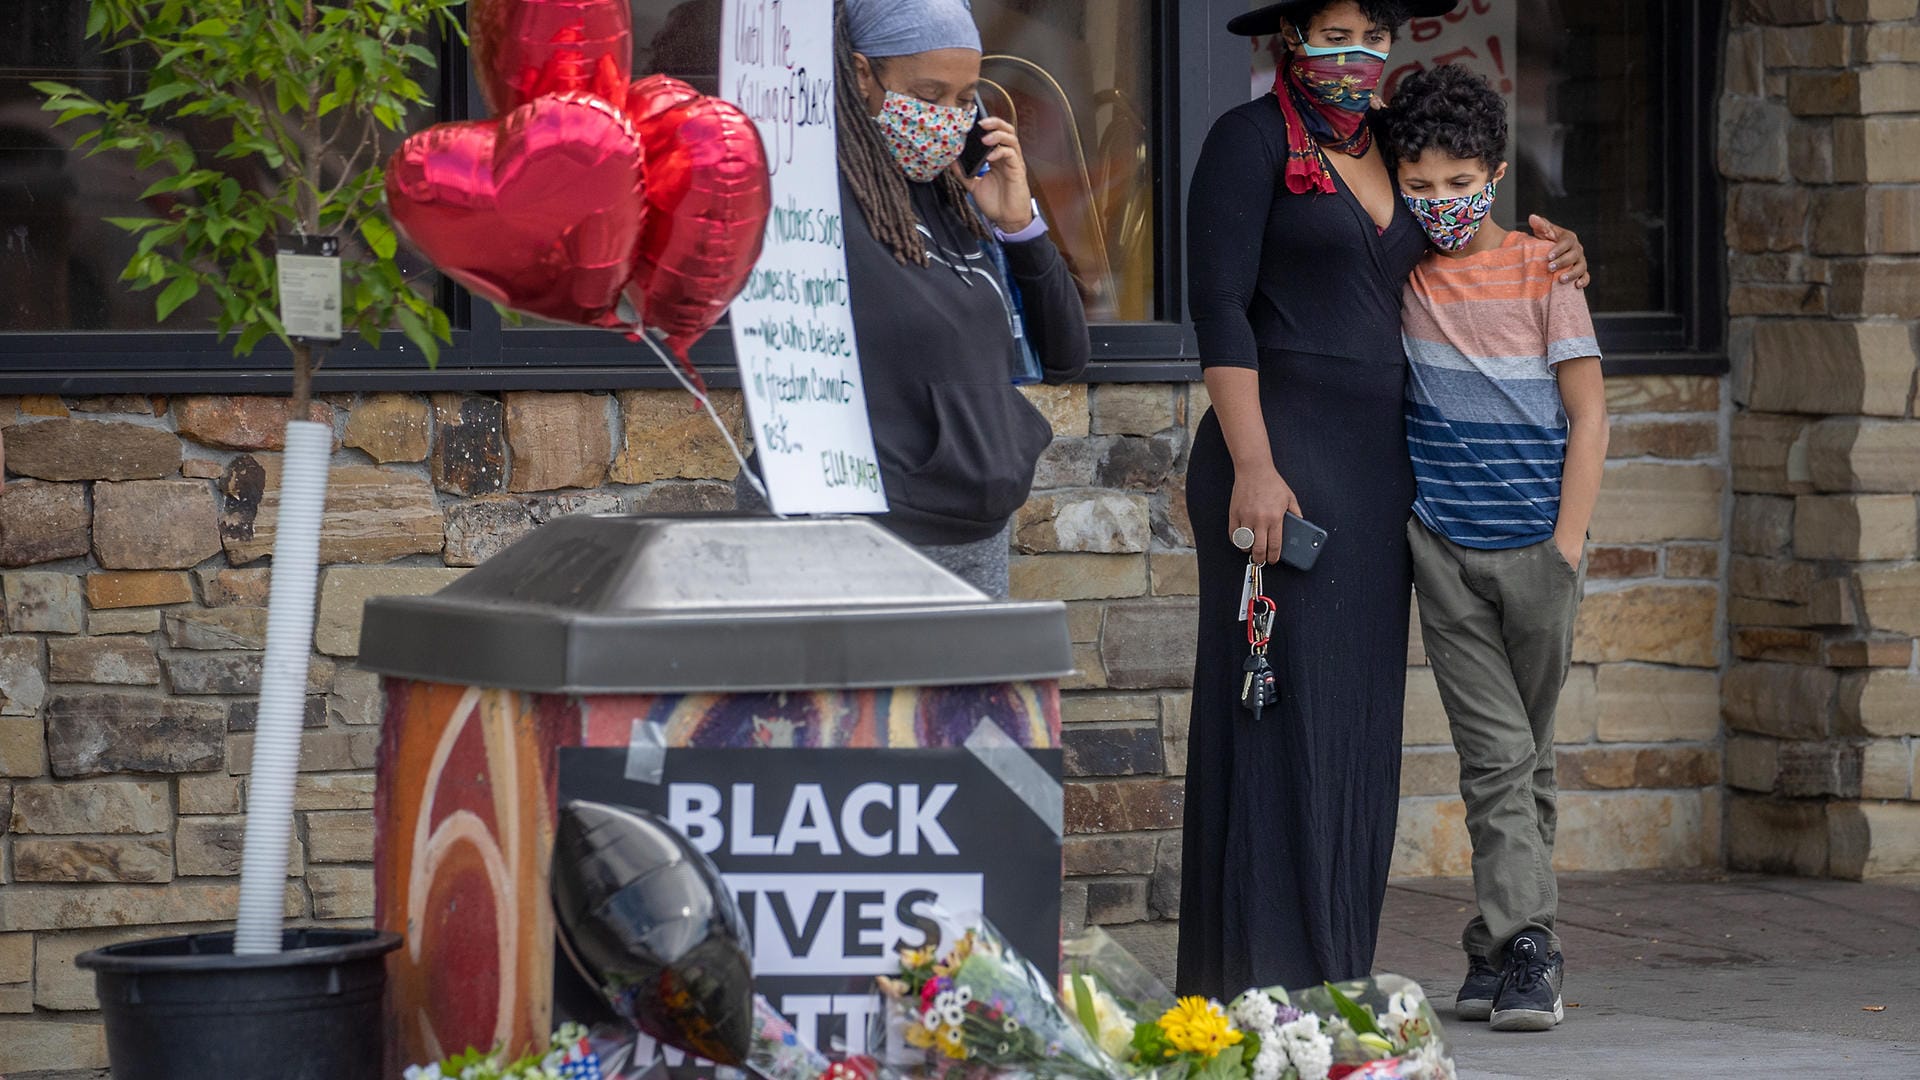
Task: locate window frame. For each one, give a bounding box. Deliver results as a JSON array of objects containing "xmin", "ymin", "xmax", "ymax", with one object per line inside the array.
[{"xmin": 0, "ymin": 0, "xmax": 1723, "ymax": 393}]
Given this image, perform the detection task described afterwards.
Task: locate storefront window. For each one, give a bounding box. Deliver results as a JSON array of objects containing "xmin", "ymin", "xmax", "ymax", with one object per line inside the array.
[
  {"xmin": 631, "ymin": 0, "xmax": 1159, "ymax": 323},
  {"xmin": 0, "ymin": 3, "xmax": 203, "ymax": 331},
  {"xmin": 0, "ymin": 1, "xmax": 436, "ymax": 334},
  {"xmin": 1249, "ymin": 0, "xmax": 1673, "ymax": 318}
]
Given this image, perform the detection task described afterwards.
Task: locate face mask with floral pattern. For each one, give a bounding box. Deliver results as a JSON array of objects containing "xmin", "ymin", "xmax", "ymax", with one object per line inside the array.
[
  {"xmin": 1404, "ymin": 180, "xmax": 1499, "ymax": 252},
  {"xmin": 872, "ymin": 91, "xmax": 973, "ymax": 183}
]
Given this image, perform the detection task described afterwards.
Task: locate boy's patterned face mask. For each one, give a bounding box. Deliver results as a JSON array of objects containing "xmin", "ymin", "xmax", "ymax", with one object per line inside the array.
[
  {"xmin": 1404, "ymin": 180, "xmax": 1499, "ymax": 252},
  {"xmin": 873, "ymin": 92, "xmax": 973, "ymax": 183}
]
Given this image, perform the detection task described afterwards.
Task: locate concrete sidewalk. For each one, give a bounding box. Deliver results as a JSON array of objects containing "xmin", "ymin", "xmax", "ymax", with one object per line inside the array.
[{"xmin": 1375, "ymin": 871, "xmax": 1920, "ymax": 1079}]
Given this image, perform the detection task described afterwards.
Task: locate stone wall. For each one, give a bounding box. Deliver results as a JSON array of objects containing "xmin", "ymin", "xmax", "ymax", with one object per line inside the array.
[
  {"xmin": 0, "ymin": 373, "xmax": 1729, "ymax": 1069},
  {"xmin": 1719, "ymin": 0, "xmax": 1920, "ymax": 879}
]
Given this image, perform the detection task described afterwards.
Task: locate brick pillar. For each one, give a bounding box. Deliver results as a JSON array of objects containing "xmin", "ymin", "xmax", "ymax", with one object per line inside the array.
[{"xmin": 1722, "ymin": 0, "xmax": 1920, "ymax": 879}]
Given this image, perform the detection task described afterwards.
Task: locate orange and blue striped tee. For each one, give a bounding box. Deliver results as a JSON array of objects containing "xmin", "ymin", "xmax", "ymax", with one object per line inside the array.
[{"xmin": 1402, "ymin": 231, "xmax": 1600, "ymax": 550}]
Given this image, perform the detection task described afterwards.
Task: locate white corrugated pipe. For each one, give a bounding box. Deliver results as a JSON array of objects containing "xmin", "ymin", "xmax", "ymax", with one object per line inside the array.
[{"xmin": 233, "ymin": 419, "xmax": 331, "ymax": 955}]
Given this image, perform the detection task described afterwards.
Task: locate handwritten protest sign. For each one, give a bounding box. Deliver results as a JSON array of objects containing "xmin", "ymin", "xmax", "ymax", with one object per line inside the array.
[{"xmin": 723, "ymin": 0, "xmax": 888, "ymax": 515}]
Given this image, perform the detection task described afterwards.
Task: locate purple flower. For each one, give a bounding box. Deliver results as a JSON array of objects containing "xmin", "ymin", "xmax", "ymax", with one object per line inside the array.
[{"xmin": 1274, "ymin": 1005, "xmax": 1304, "ymax": 1025}]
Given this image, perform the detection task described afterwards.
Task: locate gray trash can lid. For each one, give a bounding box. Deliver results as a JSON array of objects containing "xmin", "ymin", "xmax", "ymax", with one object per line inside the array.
[{"xmin": 355, "ymin": 515, "xmax": 1075, "ymax": 693}]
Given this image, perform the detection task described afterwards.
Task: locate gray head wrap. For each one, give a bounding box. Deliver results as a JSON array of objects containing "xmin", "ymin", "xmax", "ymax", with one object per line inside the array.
[{"xmin": 846, "ymin": 0, "xmax": 982, "ymax": 58}]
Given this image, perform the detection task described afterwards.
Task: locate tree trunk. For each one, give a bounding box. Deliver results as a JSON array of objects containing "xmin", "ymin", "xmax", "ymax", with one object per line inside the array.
[{"xmin": 289, "ymin": 339, "xmax": 313, "ymax": 423}]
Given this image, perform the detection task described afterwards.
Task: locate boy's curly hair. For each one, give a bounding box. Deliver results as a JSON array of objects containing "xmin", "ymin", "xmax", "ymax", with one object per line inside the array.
[{"xmin": 1379, "ymin": 64, "xmax": 1509, "ymax": 173}]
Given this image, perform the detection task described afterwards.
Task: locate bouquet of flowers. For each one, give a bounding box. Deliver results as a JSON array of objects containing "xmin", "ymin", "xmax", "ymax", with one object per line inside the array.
[
  {"xmin": 1053, "ymin": 935, "xmax": 1454, "ymax": 1080},
  {"xmin": 1282, "ymin": 976, "xmax": 1454, "ymax": 1080},
  {"xmin": 405, "ymin": 1023, "xmax": 605, "ymax": 1080},
  {"xmin": 874, "ymin": 918, "xmax": 1122, "ymax": 1079}
]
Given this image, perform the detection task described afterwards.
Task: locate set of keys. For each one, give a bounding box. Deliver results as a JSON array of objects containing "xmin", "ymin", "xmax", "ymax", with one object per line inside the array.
[{"xmin": 1239, "ymin": 557, "xmax": 1279, "ymax": 721}]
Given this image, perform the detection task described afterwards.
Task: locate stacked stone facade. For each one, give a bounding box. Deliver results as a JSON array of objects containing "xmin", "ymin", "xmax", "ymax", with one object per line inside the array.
[
  {"xmin": 0, "ymin": 373, "xmax": 1730, "ymax": 1068},
  {"xmin": 1720, "ymin": 0, "xmax": 1920, "ymax": 879}
]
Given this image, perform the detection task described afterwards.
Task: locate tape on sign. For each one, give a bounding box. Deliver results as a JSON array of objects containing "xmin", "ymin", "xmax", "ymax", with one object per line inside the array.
[
  {"xmin": 963, "ymin": 718, "xmax": 1063, "ymax": 839},
  {"xmin": 624, "ymin": 718, "xmax": 669, "ymax": 784}
]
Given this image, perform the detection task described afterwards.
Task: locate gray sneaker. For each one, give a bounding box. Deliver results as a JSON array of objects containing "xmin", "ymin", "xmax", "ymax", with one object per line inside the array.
[
  {"xmin": 1489, "ymin": 932, "xmax": 1564, "ymax": 1032},
  {"xmin": 1454, "ymin": 953, "xmax": 1500, "ymax": 1021}
]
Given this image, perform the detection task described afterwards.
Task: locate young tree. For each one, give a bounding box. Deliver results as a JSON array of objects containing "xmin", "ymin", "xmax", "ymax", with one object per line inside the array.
[
  {"xmin": 37, "ymin": 0, "xmax": 466, "ymax": 955},
  {"xmin": 36, "ymin": 0, "xmax": 463, "ymax": 414}
]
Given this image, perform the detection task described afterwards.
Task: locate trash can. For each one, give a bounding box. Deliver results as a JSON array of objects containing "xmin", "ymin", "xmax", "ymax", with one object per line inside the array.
[{"xmin": 359, "ymin": 515, "xmax": 1072, "ymax": 1074}]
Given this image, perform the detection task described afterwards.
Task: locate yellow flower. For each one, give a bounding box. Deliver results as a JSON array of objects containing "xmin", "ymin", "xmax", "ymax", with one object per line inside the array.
[
  {"xmin": 1158, "ymin": 997, "xmax": 1243, "ymax": 1060},
  {"xmin": 899, "ymin": 945, "xmax": 937, "ymax": 970},
  {"xmin": 905, "ymin": 1025, "xmax": 937, "ymax": 1050},
  {"xmin": 937, "ymin": 1024, "xmax": 969, "ymax": 1059},
  {"xmin": 934, "ymin": 934, "xmax": 976, "ymax": 977}
]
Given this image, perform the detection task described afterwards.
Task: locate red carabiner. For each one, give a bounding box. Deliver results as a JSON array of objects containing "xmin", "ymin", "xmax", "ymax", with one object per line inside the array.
[{"xmin": 1245, "ymin": 595, "xmax": 1276, "ymax": 649}]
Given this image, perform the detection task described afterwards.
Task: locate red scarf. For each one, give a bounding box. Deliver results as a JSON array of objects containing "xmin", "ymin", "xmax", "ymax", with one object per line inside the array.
[{"xmin": 1273, "ymin": 51, "xmax": 1381, "ymax": 195}]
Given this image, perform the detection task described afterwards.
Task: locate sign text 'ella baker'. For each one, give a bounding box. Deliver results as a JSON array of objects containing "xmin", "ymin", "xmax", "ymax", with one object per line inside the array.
[{"xmin": 555, "ymin": 748, "xmax": 1063, "ymax": 1068}]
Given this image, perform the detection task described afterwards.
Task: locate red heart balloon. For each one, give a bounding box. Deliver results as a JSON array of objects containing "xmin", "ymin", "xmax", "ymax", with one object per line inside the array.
[
  {"xmin": 623, "ymin": 73, "xmax": 701, "ymax": 126},
  {"xmin": 386, "ymin": 94, "xmax": 645, "ymax": 329},
  {"xmin": 470, "ymin": 0, "xmax": 633, "ymax": 116},
  {"xmin": 625, "ymin": 96, "xmax": 773, "ymax": 357}
]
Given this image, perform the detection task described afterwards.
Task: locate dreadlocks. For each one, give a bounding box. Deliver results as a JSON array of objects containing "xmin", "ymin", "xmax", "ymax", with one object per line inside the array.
[{"xmin": 834, "ymin": 0, "xmax": 990, "ymax": 266}]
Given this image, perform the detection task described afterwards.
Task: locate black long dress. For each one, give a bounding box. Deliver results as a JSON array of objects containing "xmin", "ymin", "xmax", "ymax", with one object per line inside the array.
[{"xmin": 1177, "ymin": 96, "xmax": 1429, "ymax": 998}]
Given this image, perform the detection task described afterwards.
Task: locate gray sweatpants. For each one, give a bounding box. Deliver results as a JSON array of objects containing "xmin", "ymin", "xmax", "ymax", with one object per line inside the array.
[{"xmin": 1408, "ymin": 518, "xmax": 1585, "ymax": 962}]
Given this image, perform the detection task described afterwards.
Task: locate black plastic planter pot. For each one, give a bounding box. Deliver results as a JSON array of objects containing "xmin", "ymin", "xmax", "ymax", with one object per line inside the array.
[{"xmin": 76, "ymin": 928, "xmax": 401, "ymax": 1080}]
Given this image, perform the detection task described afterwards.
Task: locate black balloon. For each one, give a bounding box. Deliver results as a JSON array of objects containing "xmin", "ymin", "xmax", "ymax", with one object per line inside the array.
[{"xmin": 550, "ymin": 800, "xmax": 755, "ymax": 1065}]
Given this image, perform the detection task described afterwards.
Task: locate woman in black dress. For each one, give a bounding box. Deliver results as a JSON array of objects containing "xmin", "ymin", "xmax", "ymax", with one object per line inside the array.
[{"xmin": 1177, "ymin": 0, "xmax": 1590, "ymax": 997}]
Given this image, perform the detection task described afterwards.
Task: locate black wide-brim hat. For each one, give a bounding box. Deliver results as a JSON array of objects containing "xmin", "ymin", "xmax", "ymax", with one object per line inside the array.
[{"xmin": 1228, "ymin": 0, "xmax": 1460, "ymax": 37}]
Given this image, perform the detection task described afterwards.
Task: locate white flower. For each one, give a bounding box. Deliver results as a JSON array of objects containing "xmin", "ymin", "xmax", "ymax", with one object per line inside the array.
[
  {"xmin": 1388, "ymin": 987, "xmax": 1425, "ymax": 1016},
  {"xmin": 1061, "ymin": 977, "xmax": 1136, "ymax": 1060},
  {"xmin": 404, "ymin": 1067, "xmax": 444, "ymax": 1080},
  {"xmin": 1277, "ymin": 1017, "xmax": 1333, "ymax": 1080},
  {"xmin": 943, "ymin": 1004, "xmax": 966, "ymax": 1027},
  {"xmin": 1251, "ymin": 1043, "xmax": 1288, "ymax": 1080},
  {"xmin": 1407, "ymin": 1039, "xmax": 1456, "ymax": 1080},
  {"xmin": 955, "ymin": 985, "xmax": 974, "ymax": 1006},
  {"xmin": 1230, "ymin": 991, "xmax": 1279, "ymax": 1035}
]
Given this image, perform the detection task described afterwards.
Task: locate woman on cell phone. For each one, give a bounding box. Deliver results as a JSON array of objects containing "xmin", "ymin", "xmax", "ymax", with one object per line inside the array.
[
  {"xmin": 1178, "ymin": 0, "xmax": 1592, "ymax": 998},
  {"xmin": 737, "ymin": 0, "xmax": 1089, "ymax": 598}
]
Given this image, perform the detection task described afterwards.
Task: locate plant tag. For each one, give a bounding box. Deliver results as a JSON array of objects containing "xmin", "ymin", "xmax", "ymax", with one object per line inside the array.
[{"xmin": 275, "ymin": 234, "xmax": 342, "ymax": 342}]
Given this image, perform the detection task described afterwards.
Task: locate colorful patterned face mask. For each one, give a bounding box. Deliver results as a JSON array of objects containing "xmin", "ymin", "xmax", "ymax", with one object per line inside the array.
[
  {"xmin": 873, "ymin": 91, "xmax": 972, "ymax": 183},
  {"xmin": 1404, "ymin": 180, "xmax": 1499, "ymax": 252}
]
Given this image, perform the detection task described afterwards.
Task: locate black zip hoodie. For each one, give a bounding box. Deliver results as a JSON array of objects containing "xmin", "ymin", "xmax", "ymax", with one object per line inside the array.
[{"xmin": 845, "ymin": 176, "xmax": 1091, "ymax": 545}]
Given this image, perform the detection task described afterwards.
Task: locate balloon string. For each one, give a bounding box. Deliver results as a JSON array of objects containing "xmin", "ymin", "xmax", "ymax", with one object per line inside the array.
[{"xmin": 635, "ymin": 329, "xmax": 780, "ymax": 514}]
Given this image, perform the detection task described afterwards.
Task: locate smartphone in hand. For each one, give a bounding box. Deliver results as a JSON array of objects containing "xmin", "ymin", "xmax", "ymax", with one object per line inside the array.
[
  {"xmin": 1277, "ymin": 512, "xmax": 1328, "ymax": 572},
  {"xmin": 958, "ymin": 103, "xmax": 993, "ymax": 178}
]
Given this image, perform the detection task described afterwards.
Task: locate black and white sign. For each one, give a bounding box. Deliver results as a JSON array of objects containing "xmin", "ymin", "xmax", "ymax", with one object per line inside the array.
[
  {"xmin": 555, "ymin": 746, "xmax": 1064, "ymax": 1068},
  {"xmin": 274, "ymin": 234, "xmax": 342, "ymax": 342}
]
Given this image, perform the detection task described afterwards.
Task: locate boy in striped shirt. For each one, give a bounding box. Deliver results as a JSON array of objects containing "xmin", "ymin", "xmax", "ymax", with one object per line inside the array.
[{"xmin": 1380, "ymin": 65, "xmax": 1610, "ymax": 1034}]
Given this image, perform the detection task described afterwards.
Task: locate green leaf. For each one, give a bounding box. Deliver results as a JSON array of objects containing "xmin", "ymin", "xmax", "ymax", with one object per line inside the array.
[
  {"xmin": 1071, "ymin": 974, "xmax": 1102, "ymax": 1043},
  {"xmin": 1323, "ymin": 982, "xmax": 1383, "ymax": 1038},
  {"xmin": 358, "ymin": 217, "xmax": 398, "ymax": 260},
  {"xmin": 396, "ymin": 306, "xmax": 439, "ymax": 368},
  {"xmin": 137, "ymin": 172, "xmax": 203, "ymax": 200},
  {"xmin": 186, "ymin": 18, "xmax": 230, "ymax": 36},
  {"xmin": 1192, "ymin": 1044, "xmax": 1244, "ymax": 1080},
  {"xmin": 105, "ymin": 216, "xmax": 166, "ymax": 233},
  {"xmin": 139, "ymin": 81, "xmax": 196, "ymax": 109},
  {"xmin": 85, "ymin": 6, "xmax": 107, "ymax": 38},
  {"xmin": 155, "ymin": 276, "xmax": 201, "ymax": 322}
]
